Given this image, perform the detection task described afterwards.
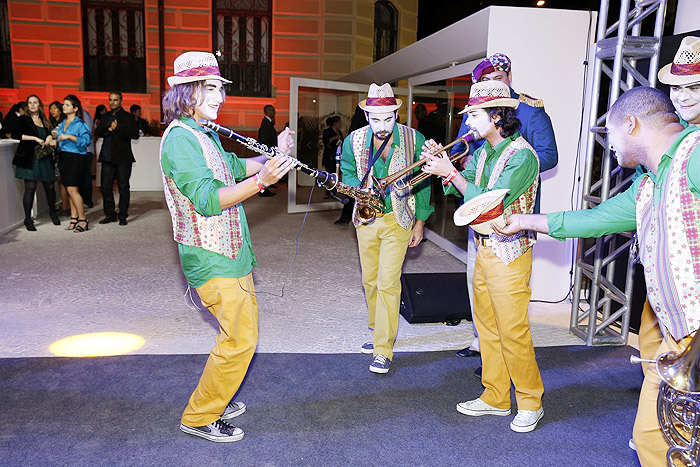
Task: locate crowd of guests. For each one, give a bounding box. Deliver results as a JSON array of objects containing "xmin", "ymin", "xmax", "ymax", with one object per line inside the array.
[{"xmin": 1, "ymin": 93, "xmax": 159, "ymax": 231}]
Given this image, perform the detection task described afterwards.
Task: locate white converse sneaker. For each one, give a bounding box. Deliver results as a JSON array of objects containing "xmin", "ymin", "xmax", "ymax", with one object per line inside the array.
[
  {"xmin": 456, "ymin": 398, "xmax": 511, "ymax": 416},
  {"xmin": 510, "ymin": 407, "xmax": 544, "ymax": 433},
  {"xmin": 180, "ymin": 418, "xmax": 244, "ymax": 442},
  {"xmin": 221, "ymin": 401, "xmax": 246, "ymax": 420}
]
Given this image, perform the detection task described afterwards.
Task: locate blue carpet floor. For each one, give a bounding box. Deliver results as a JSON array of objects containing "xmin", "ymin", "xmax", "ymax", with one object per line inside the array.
[{"xmin": 0, "ymin": 346, "xmax": 643, "ymax": 466}]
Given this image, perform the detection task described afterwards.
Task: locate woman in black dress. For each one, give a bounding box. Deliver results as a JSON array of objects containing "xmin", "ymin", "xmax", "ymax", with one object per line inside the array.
[
  {"xmin": 12, "ymin": 95, "xmax": 59, "ymax": 231},
  {"xmin": 48, "ymin": 95, "xmax": 92, "ymax": 232}
]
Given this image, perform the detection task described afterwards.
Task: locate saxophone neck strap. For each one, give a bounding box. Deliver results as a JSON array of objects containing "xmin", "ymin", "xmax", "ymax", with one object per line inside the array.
[{"xmin": 361, "ymin": 135, "xmax": 391, "ymax": 188}]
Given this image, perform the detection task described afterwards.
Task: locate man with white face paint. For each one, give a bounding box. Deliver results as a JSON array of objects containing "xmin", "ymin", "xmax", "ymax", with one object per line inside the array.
[
  {"xmin": 340, "ymin": 83, "xmax": 433, "ymax": 374},
  {"xmin": 159, "ymin": 51, "xmax": 295, "ymax": 442},
  {"xmin": 423, "ymin": 80, "xmax": 544, "ymax": 433},
  {"xmin": 492, "ymin": 86, "xmax": 700, "ymax": 466}
]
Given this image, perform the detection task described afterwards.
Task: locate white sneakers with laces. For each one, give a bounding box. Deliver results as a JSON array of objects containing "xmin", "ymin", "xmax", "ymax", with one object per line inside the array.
[
  {"xmin": 456, "ymin": 398, "xmax": 511, "ymax": 417},
  {"xmin": 509, "ymin": 407, "xmax": 544, "ymax": 433}
]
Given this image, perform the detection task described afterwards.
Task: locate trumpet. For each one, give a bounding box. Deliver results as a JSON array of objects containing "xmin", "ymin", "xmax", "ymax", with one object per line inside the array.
[
  {"xmin": 199, "ymin": 119, "xmax": 384, "ymax": 224},
  {"xmin": 377, "ymin": 129, "xmax": 476, "ymax": 191}
]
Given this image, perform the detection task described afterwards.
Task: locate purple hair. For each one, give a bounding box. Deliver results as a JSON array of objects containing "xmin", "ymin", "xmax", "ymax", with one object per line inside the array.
[{"xmin": 162, "ymin": 81, "xmax": 226, "ymax": 124}]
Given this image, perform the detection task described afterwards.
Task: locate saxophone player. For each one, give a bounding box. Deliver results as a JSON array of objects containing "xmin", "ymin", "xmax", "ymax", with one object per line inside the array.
[
  {"xmin": 159, "ymin": 51, "xmax": 295, "ymax": 442},
  {"xmin": 340, "ymin": 83, "xmax": 434, "ymax": 374}
]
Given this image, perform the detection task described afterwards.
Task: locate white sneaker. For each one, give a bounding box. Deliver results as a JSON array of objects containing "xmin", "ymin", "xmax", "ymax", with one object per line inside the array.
[
  {"xmin": 456, "ymin": 398, "xmax": 511, "ymax": 417},
  {"xmin": 510, "ymin": 407, "xmax": 544, "ymax": 433},
  {"xmin": 180, "ymin": 418, "xmax": 244, "ymax": 442},
  {"xmin": 221, "ymin": 401, "xmax": 246, "ymax": 420}
]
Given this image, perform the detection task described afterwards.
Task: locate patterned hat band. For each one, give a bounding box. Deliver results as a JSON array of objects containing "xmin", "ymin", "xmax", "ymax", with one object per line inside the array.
[
  {"xmin": 468, "ymin": 95, "xmax": 507, "ymax": 106},
  {"xmin": 174, "ymin": 65, "xmax": 223, "ymax": 78},
  {"xmin": 472, "ymin": 203, "xmax": 504, "ymax": 225},
  {"xmin": 365, "ymin": 96, "xmax": 398, "ymax": 107},
  {"xmin": 671, "ymin": 62, "xmax": 700, "ymax": 76}
]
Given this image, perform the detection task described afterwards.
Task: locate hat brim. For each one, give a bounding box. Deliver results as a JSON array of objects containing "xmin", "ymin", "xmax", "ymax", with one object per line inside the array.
[
  {"xmin": 167, "ymin": 75, "xmax": 232, "ymax": 87},
  {"xmin": 658, "ymin": 63, "xmax": 700, "ymax": 86},
  {"xmin": 454, "ymin": 189, "xmax": 509, "ymax": 235},
  {"xmin": 458, "ymin": 98, "xmax": 519, "ymax": 114},
  {"xmin": 358, "ymin": 98, "xmax": 403, "ymax": 113}
]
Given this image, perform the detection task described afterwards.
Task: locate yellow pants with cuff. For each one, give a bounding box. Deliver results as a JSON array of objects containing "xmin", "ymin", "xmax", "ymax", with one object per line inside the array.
[
  {"xmin": 473, "ymin": 245, "xmax": 544, "ymax": 411},
  {"xmin": 356, "ymin": 214, "xmax": 411, "ymax": 361},
  {"xmin": 180, "ymin": 274, "xmax": 259, "ymax": 427}
]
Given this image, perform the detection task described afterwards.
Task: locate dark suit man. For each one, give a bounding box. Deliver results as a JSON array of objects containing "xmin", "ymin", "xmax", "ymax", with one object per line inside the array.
[
  {"xmin": 257, "ymin": 104, "xmax": 277, "ymax": 197},
  {"xmin": 95, "ymin": 91, "xmax": 139, "ymax": 225}
]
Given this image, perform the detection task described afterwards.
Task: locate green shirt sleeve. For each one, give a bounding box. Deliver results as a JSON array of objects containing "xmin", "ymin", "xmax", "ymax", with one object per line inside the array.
[
  {"xmin": 161, "ymin": 128, "xmax": 224, "ymax": 217},
  {"xmin": 546, "ymin": 179, "xmax": 639, "ymax": 241},
  {"xmin": 444, "ymin": 147, "xmax": 539, "ymax": 208},
  {"xmin": 411, "ymin": 130, "xmax": 434, "ymax": 222},
  {"xmin": 340, "ymin": 133, "xmax": 361, "ymax": 187}
]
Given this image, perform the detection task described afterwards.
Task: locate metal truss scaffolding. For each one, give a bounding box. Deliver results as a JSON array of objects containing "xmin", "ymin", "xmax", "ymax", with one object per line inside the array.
[{"xmin": 571, "ymin": 0, "xmax": 667, "ymax": 346}]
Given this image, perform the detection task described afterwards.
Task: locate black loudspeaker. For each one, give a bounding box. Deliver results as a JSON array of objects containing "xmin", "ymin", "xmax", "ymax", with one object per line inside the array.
[{"xmin": 399, "ymin": 272, "xmax": 471, "ymax": 324}]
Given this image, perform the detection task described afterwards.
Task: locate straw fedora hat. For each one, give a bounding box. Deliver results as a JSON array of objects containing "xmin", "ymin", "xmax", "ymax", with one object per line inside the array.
[
  {"xmin": 453, "ymin": 189, "xmax": 509, "ymax": 235},
  {"xmin": 358, "ymin": 83, "xmax": 403, "ymax": 113},
  {"xmin": 658, "ymin": 36, "xmax": 700, "ymax": 86},
  {"xmin": 167, "ymin": 51, "xmax": 232, "ymax": 87},
  {"xmin": 458, "ymin": 81, "xmax": 519, "ymax": 114}
]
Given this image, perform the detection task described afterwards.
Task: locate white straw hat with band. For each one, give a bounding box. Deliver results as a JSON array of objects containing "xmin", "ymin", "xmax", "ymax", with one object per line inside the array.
[
  {"xmin": 458, "ymin": 81, "xmax": 519, "ymax": 114},
  {"xmin": 167, "ymin": 51, "xmax": 232, "ymax": 87},
  {"xmin": 658, "ymin": 36, "xmax": 700, "ymax": 86},
  {"xmin": 454, "ymin": 189, "xmax": 510, "ymax": 236},
  {"xmin": 359, "ymin": 83, "xmax": 403, "ymax": 113}
]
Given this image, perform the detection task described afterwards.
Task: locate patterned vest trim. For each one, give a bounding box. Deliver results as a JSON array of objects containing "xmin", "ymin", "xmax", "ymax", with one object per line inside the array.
[
  {"xmin": 350, "ymin": 124, "xmax": 416, "ymax": 230},
  {"xmin": 474, "ymin": 136, "xmax": 539, "ymax": 265},
  {"xmin": 635, "ymin": 130, "xmax": 700, "ymax": 340},
  {"xmin": 159, "ymin": 119, "xmax": 243, "ymax": 260}
]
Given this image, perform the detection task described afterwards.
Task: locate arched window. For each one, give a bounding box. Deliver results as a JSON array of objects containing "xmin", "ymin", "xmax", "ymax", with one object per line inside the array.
[
  {"xmin": 374, "ymin": 0, "xmax": 398, "ymax": 62},
  {"xmin": 213, "ymin": 0, "xmax": 272, "ymax": 97},
  {"xmin": 81, "ymin": 0, "xmax": 146, "ymax": 92}
]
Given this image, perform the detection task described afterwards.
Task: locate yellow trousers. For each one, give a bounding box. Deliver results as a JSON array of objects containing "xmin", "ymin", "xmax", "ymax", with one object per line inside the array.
[
  {"xmin": 356, "ymin": 214, "xmax": 411, "ymax": 361},
  {"xmin": 633, "ymin": 331, "xmax": 694, "ymax": 467},
  {"xmin": 473, "ymin": 246, "xmax": 544, "ymax": 411},
  {"xmin": 638, "ymin": 298, "xmax": 663, "ymax": 375},
  {"xmin": 181, "ymin": 274, "xmax": 259, "ymax": 427}
]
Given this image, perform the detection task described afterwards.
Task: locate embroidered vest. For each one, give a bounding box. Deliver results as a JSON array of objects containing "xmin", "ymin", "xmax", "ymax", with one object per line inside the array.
[
  {"xmin": 350, "ymin": 124, "xmax": 416, "ymax": 230},
  {"xmin": 474, "ymin": 136, "xmax": 539, "ymax": 265},
  {"xmin": 635, "ymin": 131, "xmax": 700, "ymax": 340},
  {"xmin": 159, "ymin": 119, "xmax": 243, "ymax": 260}
]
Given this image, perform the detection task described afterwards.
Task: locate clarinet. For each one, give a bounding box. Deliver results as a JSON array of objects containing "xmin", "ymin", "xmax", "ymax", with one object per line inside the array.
[{"xmin": 198, "ymin": 118, "xmax": 338, "ymax": 190}]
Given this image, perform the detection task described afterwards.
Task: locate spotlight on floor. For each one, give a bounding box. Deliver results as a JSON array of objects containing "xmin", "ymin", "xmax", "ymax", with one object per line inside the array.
[
  {"xmin": 49, "ymin": 332, "xmax": 145, "ymax": 357},
  {"xmin": 536, "ymin": 0, "xmax": 545, "ymax": 5}
]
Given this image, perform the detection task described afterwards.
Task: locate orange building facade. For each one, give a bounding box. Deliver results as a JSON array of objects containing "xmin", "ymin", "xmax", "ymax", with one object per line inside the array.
[{"xmin": 1, "ymin": 0, "xmax": 418, "ymax": 134}]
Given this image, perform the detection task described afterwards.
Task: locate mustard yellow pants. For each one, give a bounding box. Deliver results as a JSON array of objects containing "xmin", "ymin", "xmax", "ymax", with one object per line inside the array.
[
  {"xmin": 356, "ymin": 214, "xmax": 411, "ymax": 361},
  {"xmin": 181, "ymin": 274, "xmax": 259, "ymax": 427},
  {"xmin": 633, "ymin": 330, "xmax": 694, "ymax": 467},
  {"xmin": 638, "ymin": 298, "xmax": 663, "ymax": 375},
  {"xmin": 473, "ymin": 246, "xmax": 544, "ymax": 411}
]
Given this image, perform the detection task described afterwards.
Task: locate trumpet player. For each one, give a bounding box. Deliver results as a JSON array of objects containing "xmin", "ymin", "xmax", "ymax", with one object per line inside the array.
[
  {"xmin": 340, "ymin": 83, "xmax": 434, "ymax": 374},
  {"xmin": 422, "ymin": 80, "xmax": 544, "ymax": 433},
  {"xmin": 159, "ymin": 51, "xmax": 295, "ymax": 442},
  {"xmin": 492, "ymin": 86, "xmax": 700, "ymax": 466}
]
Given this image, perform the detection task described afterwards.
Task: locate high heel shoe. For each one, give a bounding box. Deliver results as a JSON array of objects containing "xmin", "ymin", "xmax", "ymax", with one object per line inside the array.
[
  {"xmin": 24, "ymin": 219, "xmax": 37, "ymax": 231},
  {"xmin": 65, "ymin": 217, "xmax": 78, "ymax": 231},
  {"xmin": 74, "ymin": 219, "xmax": 89, "ymax": 233}
]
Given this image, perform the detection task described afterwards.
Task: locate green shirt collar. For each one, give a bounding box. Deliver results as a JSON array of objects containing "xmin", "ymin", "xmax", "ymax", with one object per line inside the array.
[
  {"xmin": 480, "ymin": 130, "xmax": 521, "ymax": 156},
  {"xmin": 179, "ymin": 115, "xmax": 218, "ymax": 137}
]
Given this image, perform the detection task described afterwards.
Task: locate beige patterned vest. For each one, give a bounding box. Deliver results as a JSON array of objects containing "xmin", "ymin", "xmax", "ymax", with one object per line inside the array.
[
  {"xmin": 350, "ymin": 124, "xmax": 416, "ymax": 229},
  {"xmin": 475, "ymin": 136, "xmax": 539, "ymax": 265},
  {"xmin": 159, "ymin": 119, "xmax": 243, "ymax": 259}
]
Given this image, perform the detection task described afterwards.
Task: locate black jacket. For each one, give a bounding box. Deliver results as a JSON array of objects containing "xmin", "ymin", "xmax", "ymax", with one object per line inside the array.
[
  {"xmin": 258, "ymin": 117, "xmax": 277, "ymax": 148},
  {"xmin": 94, "ymin": 107, "xmax": 139, "ymax": 164},
  {"xmin": 11, "ymin": 115, "xmax": 50, "ymax": 169}
]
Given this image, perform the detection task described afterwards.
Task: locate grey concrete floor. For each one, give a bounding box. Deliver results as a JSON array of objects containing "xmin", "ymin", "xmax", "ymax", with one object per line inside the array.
[{"xmin": 0, "ymin": 184, "xmax": 587, "ymax": 358}]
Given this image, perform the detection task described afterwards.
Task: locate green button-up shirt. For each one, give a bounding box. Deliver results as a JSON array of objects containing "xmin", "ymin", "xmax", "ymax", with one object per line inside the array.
[
  {"xmin": 547, "ymin": 126, "xmax": 700, "ymax": 239},
  {"xmin": 445, "ymin": 131, "xmax": 539, "ymax": 207},
  {"xmin": 340, "ymin": 124, "xmax": 434, "ymax": 222},
  {"xmin": 160, "ymin": 116, "xmax": 256, "ymax": 287}
]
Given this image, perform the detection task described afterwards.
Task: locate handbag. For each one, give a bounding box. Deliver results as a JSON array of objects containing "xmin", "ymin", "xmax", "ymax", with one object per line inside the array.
[{"xmin": 34, "ymin": 143, "xmax": 54, "ymax": 160}]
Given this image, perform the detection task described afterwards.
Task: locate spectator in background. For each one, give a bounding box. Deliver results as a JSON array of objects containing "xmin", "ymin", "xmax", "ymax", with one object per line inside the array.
[
  {"xmin": 93, "ymin": 105, "xmax": 107, "ymax": 131},
  {"xmin": 130, "ymin": 104, "xmax": 153, "ymax": 136},
  {"xmin": 94, "ymin": 91, "xmax": 139, "ymax": 226},
  {"xmin": 12, "ymin": 95, "xmax": 60, "ymax": 231},
  {"xmin": 49, "ymin": 100, "xmax": 70, "ymax": 213},
  {"xmin": 322, "ymin": 115, "xmax": 343, "ymax": 199},
  {"xmin": 79, "ymin": 102, "xmax": 95, "ymax": 208},
  {"xmin": 257, "ymin": 104, "xmax": 277, "ymax": 197},
  {"xmin": 3, "ymin": 101, "xmax": 28, "ymax": 139},
  {"xmin": 334, "ymin": 105, "xmax": 366, "ymax": 226},
  {"xmin": 48, "ymin": 94, "xmax": 91, "ymax": 233}
]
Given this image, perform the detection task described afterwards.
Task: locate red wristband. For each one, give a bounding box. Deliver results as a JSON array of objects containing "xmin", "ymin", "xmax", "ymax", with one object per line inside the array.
[
  {"xmin": 254, "ymin": 174, "xmax": 267, "ymax": 192},
  {"xmin": 443, "ymin": 169, "xmax": 458, "ymax": 185}
]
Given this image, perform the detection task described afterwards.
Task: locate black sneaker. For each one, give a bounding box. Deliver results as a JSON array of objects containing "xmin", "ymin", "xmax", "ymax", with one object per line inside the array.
[
  {"xmin": 180, "ymin": 418, "xmax": 244, "ymax": 442},
  {"xmin": 221, "ymin": 401, "xmax": 246, "ymax": 420}
]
